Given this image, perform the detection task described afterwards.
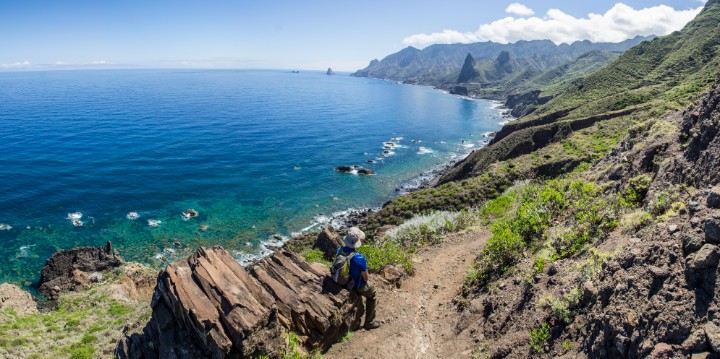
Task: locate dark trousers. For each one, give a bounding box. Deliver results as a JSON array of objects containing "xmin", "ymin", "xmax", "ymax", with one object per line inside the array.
[{"xmin": 356, "ymin": 283, "xmax": 377, "ymax": 324}]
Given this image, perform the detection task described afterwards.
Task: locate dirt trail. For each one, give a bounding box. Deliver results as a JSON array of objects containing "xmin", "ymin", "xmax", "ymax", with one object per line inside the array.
[{"xmin": 325, "ymin": 230, "xmax": 489, "ymax": 359}]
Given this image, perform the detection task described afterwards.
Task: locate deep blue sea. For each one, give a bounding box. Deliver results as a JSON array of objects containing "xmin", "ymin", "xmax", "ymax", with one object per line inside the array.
[{"xmin": 0, "ymin": 69, "xmax": 506, "ymax": 286}]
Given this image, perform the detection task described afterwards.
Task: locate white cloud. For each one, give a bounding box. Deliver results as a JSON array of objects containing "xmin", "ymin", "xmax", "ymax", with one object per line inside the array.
[
  {"xmin": 0, "ymin": 61, "xmax": 32, "ymax": 69},
  {"xmin": 506, "ymin": 3, "xmax": 535, "ymax": 16},
  {"xmin": 403, "ymin": 3, "xmax": 702, "ymax": 47}
]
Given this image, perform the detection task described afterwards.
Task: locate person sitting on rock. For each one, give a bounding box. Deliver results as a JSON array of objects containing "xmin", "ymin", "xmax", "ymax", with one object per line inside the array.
[{"xmin": 337, "ymin": 227, "xmax": 381, "ymax": 330}]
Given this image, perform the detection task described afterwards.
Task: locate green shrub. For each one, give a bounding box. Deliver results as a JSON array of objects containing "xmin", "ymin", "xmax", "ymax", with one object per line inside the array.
[
  {"xmin": 477, "ymin": 189, "xmax": 519, "ymax": 225},
  {"xmin": 358, "ymin": 242, "xmax": 414, "ymax": 275},
  {"xmin": 80, "ymin": 334, "xmax": 97, "ymax": 344},
  {"xmin": 300, "ymin": 249, "xmax": 329, "ymax": 266},
  {"xmin": 529, "ymin": 322, "xmax": 551, "ymax": 353},
  {"xmin": 647, "ymin": 191, "xmax": 673, "ymax": 217},
  {"xmin": 68, "ymin": 344, "xmax": 95, "ymax": 359},
  {"xmin": 282, "ymin": 332, "xmax": 321, "ymax": 359},
  {"xmin": 467, "ymin": 179, "xmax": 620, "ymax": 291},
  {"xmin": 533, "ymin": 257, "xmax": 546, "ymax": 274},
  {"xmin": 384, "ymin": 210, "xmax": 477, "ymax": 246},
  {"xmin": 339, "ymin": 330, "xmax": 352, "ymax": 343},
  {"xmin": 623, "ymin": 174, "xmax": 652, "ymax": 205}
]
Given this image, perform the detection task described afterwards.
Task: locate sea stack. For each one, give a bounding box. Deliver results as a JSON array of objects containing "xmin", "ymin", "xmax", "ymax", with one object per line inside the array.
[{"xmin": 326, "ymin": 67, "xmax": 335, "ymax": 75}]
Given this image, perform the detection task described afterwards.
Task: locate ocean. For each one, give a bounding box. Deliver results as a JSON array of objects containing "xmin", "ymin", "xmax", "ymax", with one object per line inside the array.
[{"xmin": 0, "ymin": 69, "xmax": 506, "ymax": 286}]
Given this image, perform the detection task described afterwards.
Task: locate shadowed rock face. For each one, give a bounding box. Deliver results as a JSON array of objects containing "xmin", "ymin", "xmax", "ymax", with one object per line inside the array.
[
  {"xmin": 39, "ymin": 241, "xmax": 124, "ymax": 299},
  {"xmin": 117, "ymin": 247, "xmax": 362, "ymax": 359}
]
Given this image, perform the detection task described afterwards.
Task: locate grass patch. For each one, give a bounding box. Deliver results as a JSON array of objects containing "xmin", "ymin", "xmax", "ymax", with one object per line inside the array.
[
  {"xmin": 0, "ymin": 266, "xmax": 153, "ymax": 359},
  {"xmin": 282, "ymin": 332, "xmax": 322, "ymax": 359},
  {"xmin": 300, "ymin": 249, "xmax": 330, "ymax": 267}
]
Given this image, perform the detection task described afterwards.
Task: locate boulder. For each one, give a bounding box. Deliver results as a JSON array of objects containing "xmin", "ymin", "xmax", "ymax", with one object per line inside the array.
[
  {"xmin": 690, "ymin": 244, "xmax": 720, "ymax": 270},
  {"xmin": 382, "ymin": 265, "xmax": 405, "ymax": 287},
  {"xmin": 375, "ymin": 224, "xmax": 396, "ymax": 239},
  {"xmin": 705, "ymin": 322, "xmax": 720, "ymax": 353},
  {"xmin": 313, "ymin": 227, "xmax": 343, "ymax": 260},
  {"xmin": 104, "ymin": 263, "xmax": 158, "ymax": 302},
  {"xmin": 705, "ymin": 218, "xmax": 720, "ymax": 243},
  {"xmin": 39, "ymin": 241, "xmax": 124, "ymax": 299},
  {"xmin": 357, "ymin": 168, "xmax": 376, "ymax": 175},
  {"xmin": 683, "ymin": 234, "xmax": 705, "ymax": 255},
  {"xmin": 335, "ymin": 166, "xmax": 353, "ymax": 173},
  {"xmin": 651, "ymin": 343, "xmax": 674, "ymax": 358},
  {"xmin": 117, "ymin": 247, "xmax": 361, "ymax": 358},
  {"xmin": 0, "ymin": 283, "xmax": 37, "ymax": 314},
  {"xmin": 707, "ymin": 187, "xmax": 720, "ymax": 209}
]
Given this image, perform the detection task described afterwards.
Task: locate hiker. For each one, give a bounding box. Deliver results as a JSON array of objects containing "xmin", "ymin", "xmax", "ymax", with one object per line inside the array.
[{"xmin": 335, "ymin": 227, "xmax": 381, "ymax": 330}]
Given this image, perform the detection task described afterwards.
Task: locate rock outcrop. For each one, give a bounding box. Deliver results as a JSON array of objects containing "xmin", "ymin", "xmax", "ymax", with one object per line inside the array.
[
  {"xmin": 39, "ymin": 241, "xmax": 124, "ymax": 299},
  {"xmin": 313, "ymin": 227, "xmax": 344, "ymax": 260},
  {"xmin": 117, "ymin": 247, "xmax": 362, "ymax": 358},
  {"xmin": 0, "ymin": 283, "xmax": 38, "ymax": 314},
  {"xmin": 457, "ymin": 53, "xmax": 479, "ymax": 84}
]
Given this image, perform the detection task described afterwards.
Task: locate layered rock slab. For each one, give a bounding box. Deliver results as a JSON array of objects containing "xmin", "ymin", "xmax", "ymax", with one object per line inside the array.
[{"xmin": 117, "ymin": 247, "xmax": 361, "ymax": 358}]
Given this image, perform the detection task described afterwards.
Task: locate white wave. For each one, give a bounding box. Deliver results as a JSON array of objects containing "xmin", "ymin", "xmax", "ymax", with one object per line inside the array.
[
  {"xmin": 0, "ymin": 224, "xmax": 12, "ymax": 231},
  {"xmin": 482, "ymin": 132, "xmax": 495, "ymax": 138},
  {"xmin": 126, "ymin": 212, "xmax": 140, "ymax": 220},
  {"xmin": 463, "ymin": 143, "xmax": 475, "ymax": 148},
  {"xmin": 67, "ymin": 212, "xmax": 83, "ymax": 220},
  {"xmin": 148, "ymin": 219, "xmax": 162, "ymax": 227},
  {"xmin": 16, "ymin": 245, "xmax": 35, "ymax": 258},
  {"xmin": 391, "ymin": 137, "xmax": 404, "ymax": 141},
  {"xmin": 383, "ymin": 150, "xmax": 395, "ymax": 157},
  {"xmin": 488, "ymin": 101, "xmax": 504, "ymax": 109},
  {"xmin": 72, "ymin": 220, "xmax": 84, "ymax": 227},
  {"xmin": 181, "ymin": 209, "xmax": 199, "ymax": 221},
  {"xmin": 417, "ymin": 147, "xmax": 434, "ymax": 154}
]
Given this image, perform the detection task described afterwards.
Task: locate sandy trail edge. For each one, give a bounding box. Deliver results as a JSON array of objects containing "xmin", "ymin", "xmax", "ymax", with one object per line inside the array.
[{"xmin": 325, "ymin": 230, "xmax": 489, "ymax": 359}]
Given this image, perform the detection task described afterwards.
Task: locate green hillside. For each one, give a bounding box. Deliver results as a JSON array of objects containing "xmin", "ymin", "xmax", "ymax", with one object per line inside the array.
[
  {"xmin": 529, "ymin": 1, "xmax": 720, "ymax": 121},
  {"xmin": 362, "ymin": 0, "xmax": 720, "ymax": 234},
  {"xmin": 436, "ymin": 0, "xmax": 720, "ymax": 183}
]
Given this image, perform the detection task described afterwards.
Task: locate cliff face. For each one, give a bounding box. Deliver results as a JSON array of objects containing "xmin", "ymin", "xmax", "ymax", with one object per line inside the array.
[
  {"xmin": 457, "ymin": 53, "xmax": 479, "ymax": 84},
  {"xmin": 117, "ymin": 247, "xmax": 362, "ymax": 358},
  {"xmin": 39, "ymin": 241, "xmax": 124, "ymax": 299}
]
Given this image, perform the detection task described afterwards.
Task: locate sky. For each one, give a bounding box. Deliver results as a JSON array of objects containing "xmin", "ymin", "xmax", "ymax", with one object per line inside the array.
[{"xmin": 0, "ymin": 0, "xmax": 709, "ymax": 72}]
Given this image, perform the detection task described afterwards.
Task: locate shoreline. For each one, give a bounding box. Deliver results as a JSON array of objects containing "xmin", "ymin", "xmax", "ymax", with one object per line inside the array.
[
  {"xmin": 224, "ymin": 96, "xmax": 515, "ymax": 268},
  {"xmin": 1, "ymin": 78, "xmax": 516, "ymax": 281}
]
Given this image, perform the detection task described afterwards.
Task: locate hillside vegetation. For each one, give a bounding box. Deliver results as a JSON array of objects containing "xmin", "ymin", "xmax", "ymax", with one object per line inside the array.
[{"xmin": 345, "ymin": 0, "xmax": 720, "ymax": 356}]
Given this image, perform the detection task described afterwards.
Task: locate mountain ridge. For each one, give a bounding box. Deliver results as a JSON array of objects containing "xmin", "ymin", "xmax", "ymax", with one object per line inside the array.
[{"xmin": 352, "ymin": 36, "xmax": 654, "ymax": 84}]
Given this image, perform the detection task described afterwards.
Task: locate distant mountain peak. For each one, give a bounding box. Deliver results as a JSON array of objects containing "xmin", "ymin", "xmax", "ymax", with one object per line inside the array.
[{"xmin": 457, "ymin": 53, "xmax": 480, "ymax": 83}]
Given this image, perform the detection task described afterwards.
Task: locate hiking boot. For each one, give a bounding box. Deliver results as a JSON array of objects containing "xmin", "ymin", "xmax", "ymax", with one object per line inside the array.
[{"xmin": 363, "ymin": 321, "xmax": 381, "ymax": 330}]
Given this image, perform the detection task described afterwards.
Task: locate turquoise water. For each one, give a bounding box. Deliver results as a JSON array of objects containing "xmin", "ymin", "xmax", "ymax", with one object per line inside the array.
[{"xmin": 0, "ymin": 69, "xmax": 504, "ymax": 286}]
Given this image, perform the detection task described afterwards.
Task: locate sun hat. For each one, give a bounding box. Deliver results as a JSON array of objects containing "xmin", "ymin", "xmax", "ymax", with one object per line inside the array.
[{"xmin": 343, "ymin": 227, "xmax": 366, "ymax": 249}]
